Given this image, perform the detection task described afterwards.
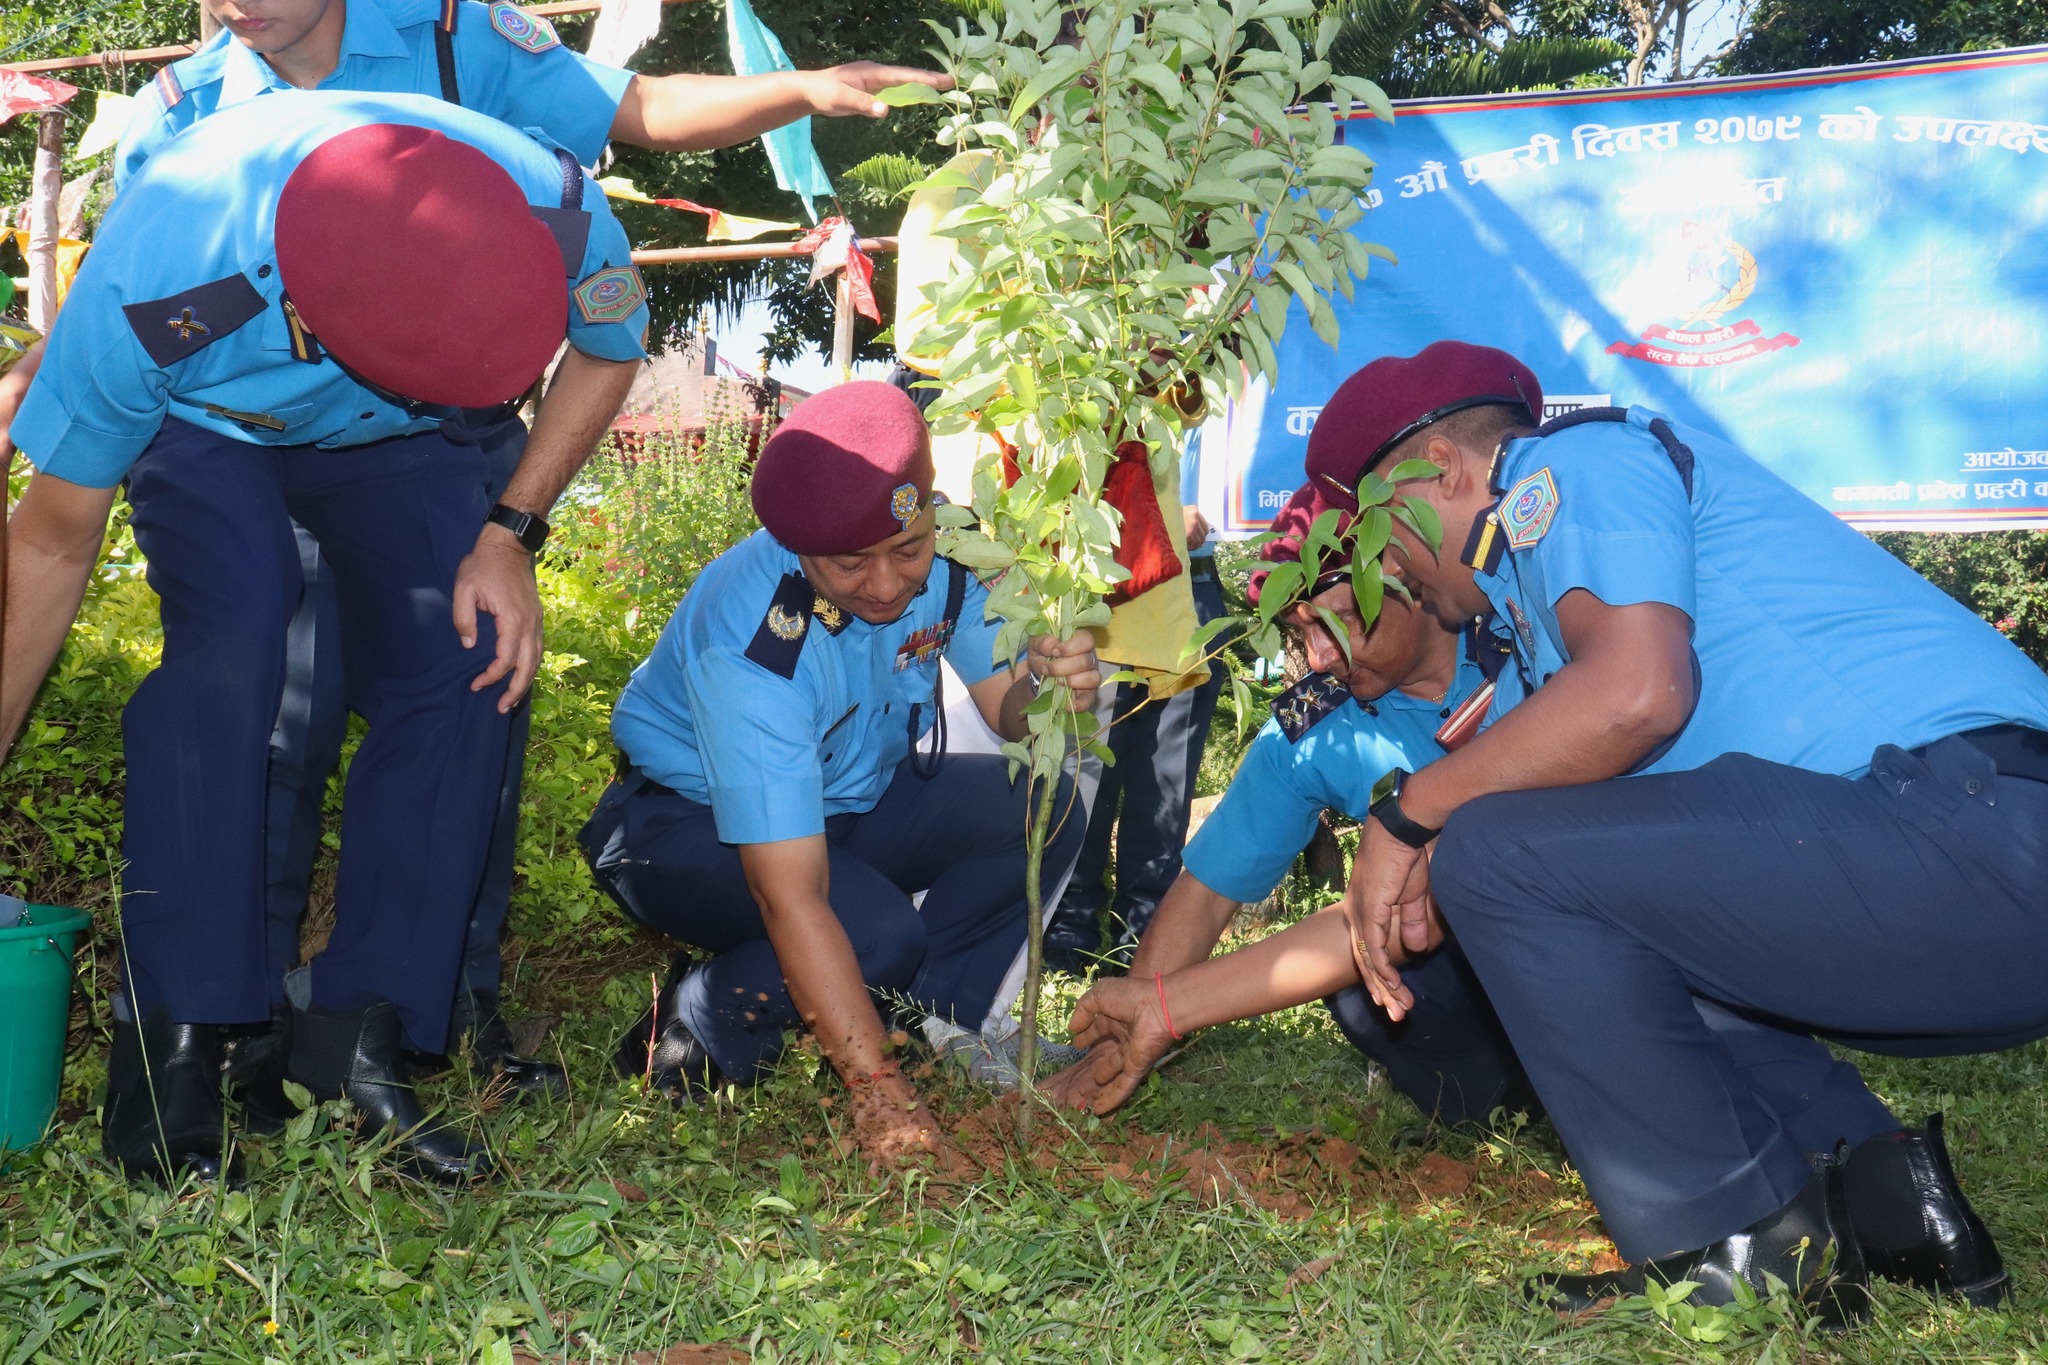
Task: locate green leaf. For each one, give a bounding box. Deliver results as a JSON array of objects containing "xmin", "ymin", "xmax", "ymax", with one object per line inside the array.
[
  {"xmin": 1354, "ymin": 505, "xmax": 1392, "ymax": 563},
  {"xmin": 1312, "ymin": 606, "xmax": 1353, "ymax": 667},
  {"xmin": 1402, "ymin": 495, "xmax": 1444, "ymax": 553},
  {"xmin": 1382, "ymin": 458, "xmax": 1443, "ymax": 484},
  {"xmin": 1256, "ymin": 562, "xmax": 1306, "ymax": 623},
  {"xmin": 1350, "ymin": 554, "xmax": 1384, "ymax": 627},
  {"xmin": 875, "ymin": 82, "xmax": 947, "ymax": 107}
]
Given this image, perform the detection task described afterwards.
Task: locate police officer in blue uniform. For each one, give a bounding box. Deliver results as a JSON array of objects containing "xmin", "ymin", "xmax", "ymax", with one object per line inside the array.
[
  {"xmin": 16, "ymin": 0, "xmax": 951, "ymax": 1101},
  {"xmin": 1047, "ymin": 480, "xmax": 1532, "ymax": 1128},
  {"xmin": 579, "ymin": 381, "xmax": 1098, "ymax": 1168},
  {"xmin": 0, "ymin": 91, "xmax": 649, "ymax": 1185},
  {"xmin": 1323, "ymin": 342, "xmax": 2048, "ymax": 1321}
]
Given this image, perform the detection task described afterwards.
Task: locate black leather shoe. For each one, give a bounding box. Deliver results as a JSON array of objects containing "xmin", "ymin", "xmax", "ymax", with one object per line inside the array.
[
  {"xmin": 1042, "ymin": 906, "xmax": 1103, "ymax": 977},
  {"xmin": 453, "ymin": 989, "xmax": 570, "ymax": 1101},
  {"xmin": 288, "ymin": 1000, "xmax": 494, "ymax": 1185},
  {"xmin": 220, "ymin": 1013, "xmax": 299, "ymax": 1136},
  {"xmin": 1846, "ymin": 1113, "xmax": 2009, "ymax": 1307},
  {"xmin": 613, "ymin": 955, "xmax": 724, "ymax": 1104},
  {"xmin": 103, "ymin": 1011, "xmax": 241, "ymax": 1186},
  {"xmin": 1532, "ymin": 1156, "xmax": 1869, "ymax": 1330}
]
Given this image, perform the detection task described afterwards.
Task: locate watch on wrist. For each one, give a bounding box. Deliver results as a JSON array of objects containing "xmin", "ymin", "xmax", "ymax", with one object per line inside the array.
[
  {"xmin": 1368, "ymin": 767, "xmax": 1443, "ymax": 848},
  {"xmin": 486, "ymin": 503, "xmax": 550, "ymax": 554}
]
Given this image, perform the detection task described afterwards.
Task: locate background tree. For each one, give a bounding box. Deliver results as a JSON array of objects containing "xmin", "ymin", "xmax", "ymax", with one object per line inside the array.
[
  {"xmin": 1722, "ymin": 0, "xmax": 2048, "ymax": 74},
  {"xmin": 1318, "ymin": 0, "xmax": 1627, "ymax": 95}
]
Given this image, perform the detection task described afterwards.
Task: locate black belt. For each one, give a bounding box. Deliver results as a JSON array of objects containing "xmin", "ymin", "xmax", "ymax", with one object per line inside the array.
[{"xmin": 1920, "ymin": 724, "xmax": 2048, "ymax": 785}]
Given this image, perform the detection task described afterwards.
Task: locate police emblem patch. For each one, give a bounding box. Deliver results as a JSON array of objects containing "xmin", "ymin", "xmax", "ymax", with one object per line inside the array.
[
  {"xmin": 890, "ymin": 482, "xmax": 920, "ymax": 530},
  {"xmin": 767, "ymin": 605, "xmax": 807, "ymax": 641},
  {"xmin": 1498, "ymin": 467, "xmax": 1559, "ymax": 550},
  {"xmin": 488, "ymin": 1, "xmax": 560, "ymax": 51},
  {"xmin": 574, "ymin": 265, "xmax": 646, "ymax": 324}
]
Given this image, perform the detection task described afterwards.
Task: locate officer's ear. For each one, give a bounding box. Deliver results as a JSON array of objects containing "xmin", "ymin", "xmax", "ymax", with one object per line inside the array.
[{"xmin": 1414, "ymin": 431, "xmax": 1474, "ymax": 492}]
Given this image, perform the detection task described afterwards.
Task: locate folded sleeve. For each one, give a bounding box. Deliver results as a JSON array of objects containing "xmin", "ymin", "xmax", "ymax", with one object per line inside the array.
[
  {"xmin": 12, "ymin": 277, "xmax": 170, "ymax": 488},
  {"xmin": 564, "ymin": 178, "xmax": 650, "ymax": 363}
]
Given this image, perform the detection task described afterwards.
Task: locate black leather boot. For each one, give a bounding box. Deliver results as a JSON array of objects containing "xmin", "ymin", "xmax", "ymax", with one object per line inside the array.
[
  {"xmin": 613, "ymin": 955, "xmax": 724, "ymax": 1104},
  {"xmin": 451, "ymin": 989, "xmax": 570, "ymax": 1101},
  {"xmin": 221, "ymin": 1013, "xmax": 299, "ymax": 1136},
  {"xmin": 1533, "ymin": 1156, "xmax": 1869, "ymax": 1330},
  {"xmin": 1042, "ymin": 902, "xmax": 1103, "ymax": 977},
  {"xmin": 1846, "ymin": 1113, "xmax": 2009, "ymax": 1307},
  {"xmin": 102, "ymin": 1011, "xmax": 241, "ymax": 1186},
  {"xmin": 288, "ymin": 1000, "xmax": 494, "ymax": 1185}
]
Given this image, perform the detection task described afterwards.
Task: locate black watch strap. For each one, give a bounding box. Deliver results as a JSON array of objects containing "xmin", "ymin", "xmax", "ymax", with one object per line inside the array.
[
  {"xmin": 1368, "ymin": 768, "xmax": 1442, "ymax": 848},
  {"xmin": 487, "ymin": 502, "xmax": 550, "ymax": 553}
]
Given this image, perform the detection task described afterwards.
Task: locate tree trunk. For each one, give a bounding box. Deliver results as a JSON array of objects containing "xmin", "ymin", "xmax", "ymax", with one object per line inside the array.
[{"xmin": 26, "ymin": 113, "xmax": 65, "ymax": 334}]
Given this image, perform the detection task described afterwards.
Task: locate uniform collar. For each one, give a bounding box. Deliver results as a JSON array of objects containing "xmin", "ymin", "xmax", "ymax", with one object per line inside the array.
[{"xmin": 215, "ymin": 0, "xmax": 413, "ymax": 105}]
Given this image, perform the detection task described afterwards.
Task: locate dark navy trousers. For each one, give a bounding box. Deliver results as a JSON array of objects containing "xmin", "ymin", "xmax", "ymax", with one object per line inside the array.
[
  {"xmin": 122, "ymin": 418, "xmax": 511, "ymax": 1052},
  {"xmin": 1432, "ymin": 738, "xmax": 2048, "ymax": 1263},
  {"xmin": 1059, "ymin": 571, "xmax": 1227, "ymax": 945},
  {"xmin": 1325, "ymin": 941, "xmax": 1534, "ymax": 1129},
  {"xmin": 262, "ymin": 418, "xmax": 528, "ymax": 1024},
  {"xmin": 580, "ymin": 755, "xmax": 1083, "ymax": 1081}
]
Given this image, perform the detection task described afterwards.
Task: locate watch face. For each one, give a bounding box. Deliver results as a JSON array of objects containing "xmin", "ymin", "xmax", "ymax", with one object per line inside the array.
[{"xmin": 1370, "ymin": 767, "xmax": 1404, "ymax": 807}]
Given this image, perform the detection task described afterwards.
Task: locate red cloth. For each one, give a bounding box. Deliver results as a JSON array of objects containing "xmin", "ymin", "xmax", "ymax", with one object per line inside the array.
[
  {"xmin": 1103, "ymin": 441, "xmax": 1183, "ymax": 607},
  {"xmin": 0, "ymin": 71, "xmax": 78, "ymax": 123},
  {"xmin": 1304, "ymin": 341, "xmax": 1542, "ymax": 509},
  {"xmin": 275, "ymin": 124, "xmax": 565, "ymax": 408},
  {"xmin": 751, "ymin": 381, "xmax": 934, "ymax": 555}
]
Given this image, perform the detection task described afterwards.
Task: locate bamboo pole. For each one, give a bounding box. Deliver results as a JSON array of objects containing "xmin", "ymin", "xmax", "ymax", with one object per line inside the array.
[
  {"xmin": 629, "ymin": 236, "xmax": 897, "ymax": 267},
  {"xmin": 830, "ymin": 271, "xmax": 854, "ymax": 378}
]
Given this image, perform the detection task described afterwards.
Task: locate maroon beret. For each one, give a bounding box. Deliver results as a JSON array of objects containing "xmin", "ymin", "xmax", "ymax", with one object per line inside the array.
[
  {"xmin": 275, "ymin": 123, "xmax": 566, "ymax": 409},
  {"xmin": 752, "ymin": 381, "xmax": 935, "ymax": 555},
  {"xmin": 1246, "ymin": 481, "xmax": 1353, "ymax": 609},
  {"xmin": 1303, "ymin": 341, "xmax": 1542, "ymax": 510}
]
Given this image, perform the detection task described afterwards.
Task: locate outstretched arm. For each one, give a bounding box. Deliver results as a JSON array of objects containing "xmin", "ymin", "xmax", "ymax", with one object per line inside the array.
[
  {"xmin": 611, "ymin": 64, "xmax": 953, "ymax": 152},
  {"xmin": 2, "ymin": 472, "xmax": 118, "ymax": 761}
]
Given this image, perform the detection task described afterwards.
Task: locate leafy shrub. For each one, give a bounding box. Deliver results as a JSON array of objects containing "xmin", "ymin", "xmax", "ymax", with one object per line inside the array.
[{"xmin": 1874, "ymin": 531, "xmax": 2048, "ymax": 669}]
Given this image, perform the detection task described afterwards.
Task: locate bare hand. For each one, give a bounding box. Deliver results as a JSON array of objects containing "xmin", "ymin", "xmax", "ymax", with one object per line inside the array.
[
  {"xmin": 1182, "ymin": 505, "xmax": 1211, "ymax": 551},
  {"xmin": 1026, "ymin": 629, "xmax": 1101, "ymax": 712},
  {"xmin": 1341, "ymin": 819, "xmax": 1442, "ymax": 1021},
  {"xmin": 452, "ymin": 527, "xmax": 543, "ymax": 713},
  {"xmin": 844, "ymin": 1063, "xmax": 974, "ymax": 1177},
  {"xmin": 1048, "ymin": 975, "xmax": 1177, "ymax": 1115},
  {"xmin": 803, "ymin": 62, "xmax": 954, "ymax": 118}
]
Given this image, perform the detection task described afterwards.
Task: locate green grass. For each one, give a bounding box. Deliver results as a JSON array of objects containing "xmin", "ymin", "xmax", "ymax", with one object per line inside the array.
[{"xmin": 7, "ymin": 961, "xmax": 2048, "ymax": 1363}]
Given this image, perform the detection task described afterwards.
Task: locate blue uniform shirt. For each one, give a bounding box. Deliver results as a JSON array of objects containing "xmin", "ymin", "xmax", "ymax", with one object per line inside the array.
[
  {"xmin": 1479, "ymin": 407, "xmax": 2048, "ymax": 777},
  {"xmin": 612, "ymin": 529, "xmax": 1012, "ymax": 845},
  {"xmin": 114, "ymin": 0, "xmax": 633, "ymax": 187},
  {"xmin": 15, "ymin": 92, "xmax": 648, "ymax": 489},
  {"xmin": 1183, "ymin": 653, "xmax": 1487, "ymax": 904}
]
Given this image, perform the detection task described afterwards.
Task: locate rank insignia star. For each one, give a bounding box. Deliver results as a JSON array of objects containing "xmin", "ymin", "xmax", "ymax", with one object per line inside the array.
[{"xmin": 1272, "ymin": 673, "xmax": 1352, "ymax": 743}]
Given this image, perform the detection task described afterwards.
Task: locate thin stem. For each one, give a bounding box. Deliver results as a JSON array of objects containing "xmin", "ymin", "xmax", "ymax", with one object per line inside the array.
[{"xmin": 1015, "ymin": 703, "xmax": 1065, "ymax": 1143}]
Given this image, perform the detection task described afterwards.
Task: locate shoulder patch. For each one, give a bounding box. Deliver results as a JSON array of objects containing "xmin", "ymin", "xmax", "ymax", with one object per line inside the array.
[
  {"xmin": 574, "ymin": 265, "xmax": 646, "ymax": 324},
  {"xmin": 152, "ymin": 64, "xmax": 186, "ymax": 111},
  {"xmin": 1272, "ymin": 673, "xmax": 1352, "ymax": 744},
  {"xmin": 1498, "ymin": 467, "xmax": 1559, "ymax": 550},
  {"xmin": 488, "ymin": 2, "xmax": 560, "ymax": 52},
  {"xmin": 122, "ymin": 274, "xmax": 266, "ymax": 368},
  {"xmin": 744, "ymin": 573, "xmax": 816, "ymax": 678}
]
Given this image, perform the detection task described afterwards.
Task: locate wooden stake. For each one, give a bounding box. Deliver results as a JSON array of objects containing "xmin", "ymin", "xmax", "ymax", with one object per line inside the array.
[
  {"xmin": 831, "ymin": 270, "xmax": 854, "ymax": 381},
  {"xmin": 25, "ymin": 111, "xmax": 64, "ymax": 334}
]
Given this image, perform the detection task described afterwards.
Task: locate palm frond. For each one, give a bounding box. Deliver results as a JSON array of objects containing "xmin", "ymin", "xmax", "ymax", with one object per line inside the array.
[
  {"xmin": 1320, "ymin": 0, "xmax": 1431, "ymax": 81},
  {"xmin": 842, "ymin": 152, "xmax": 939, "ymax": 208},
  {"xmin": 1490, "ymin": 35, "xmax": 1628, "ymax": 90}
]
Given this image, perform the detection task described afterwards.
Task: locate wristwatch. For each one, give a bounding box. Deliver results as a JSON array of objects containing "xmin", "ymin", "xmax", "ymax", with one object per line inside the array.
[
  {"xmin": 486, "ymin": 502, "xmax": 551, "ymax": 554},
  {"xmin": 1368, "ymin": 767, "xmax": 1442, "ymax": 848}
]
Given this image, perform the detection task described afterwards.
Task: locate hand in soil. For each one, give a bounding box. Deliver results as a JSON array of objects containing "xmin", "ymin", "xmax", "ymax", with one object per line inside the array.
[
  {"xmin": 845, "ymin": 1063, "xmax": 975, "ymax": 1177},
  {"xmin": 1047, "ymin": 976, "xmax": 1176, "ymax": 1114}
]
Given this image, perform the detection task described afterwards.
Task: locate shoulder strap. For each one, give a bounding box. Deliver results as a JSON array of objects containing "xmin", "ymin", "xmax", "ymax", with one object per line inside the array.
[
  {"xmin": 941, "ymin": 554, "xmax": 969, "ymax": 630},
  {"xmin": 433, "ymin": 0, "xmax": 461, "ymax": 106},
  {"xmin": 152, "ymin": 64, "xmax": 187, "ymax": 111},
  {"xmin": 1533, "ymin": 406, "xmax": 1695, "ymax": 498},
  {"xmin": 553, "ymin": 145, "xmax": 582, "ymax": 211}
]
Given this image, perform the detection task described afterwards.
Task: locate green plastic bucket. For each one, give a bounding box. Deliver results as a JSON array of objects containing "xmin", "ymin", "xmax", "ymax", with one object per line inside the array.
[{"xmin": 0, "ymin": 903, "xmax": 92, "ymax": 1153}]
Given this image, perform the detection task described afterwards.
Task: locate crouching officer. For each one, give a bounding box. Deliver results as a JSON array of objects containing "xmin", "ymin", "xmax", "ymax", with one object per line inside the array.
[
  {"xmin": 0, "ymin": 90, "xmax": 648, "ymax": 1185},
  {"xmin": 1048, "ymin": 480, "xmax": 1533, "ymax": 1128},
  {"xmin": 579, "ymin": 382, "xmax": 1097, "ymax": 1168},
  {"xmin": 1328, "ymin": 342, "xmax": 2048, "ymax": 1322}
]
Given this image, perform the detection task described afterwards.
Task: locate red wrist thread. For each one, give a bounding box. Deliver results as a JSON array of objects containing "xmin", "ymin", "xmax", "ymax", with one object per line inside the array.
[{"xmin": 1155, "ymin": 972, "xmax": 1185, "ymax": 1041}]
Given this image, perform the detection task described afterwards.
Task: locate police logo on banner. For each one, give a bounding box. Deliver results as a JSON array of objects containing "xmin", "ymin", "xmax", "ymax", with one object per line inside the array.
[
  {"xmin": 489, "ymin": 2, "xmax": 560, "ymax": 51},
  {"xmin": 1499, "ymin": 468, "xmax": 1559, "ymax": 550},
  {"xmin": 574, "ymin": 266, "xmax": 646, "ymax": 324}
]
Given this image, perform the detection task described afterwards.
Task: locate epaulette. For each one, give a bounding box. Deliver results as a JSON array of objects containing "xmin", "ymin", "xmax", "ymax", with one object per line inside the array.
[
  {"xmin": 743, "ymin": 573, "xmax": 816, "ymax": 678},
  {"xmin": 122, "ymin": 274, "xmax": 266, "ymax": 367},
  {"xmin": 1272, "ymin": 673, "xmax": 1351, "ymax": 743},
  {"xmin": 151, "ymin": 64, "xmax": 186, "ymax": 111}
]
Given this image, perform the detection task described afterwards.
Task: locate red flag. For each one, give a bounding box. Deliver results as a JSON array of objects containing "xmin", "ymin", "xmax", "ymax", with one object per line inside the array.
[{"xmin": 0, "ymin": 71, "xmax": 80, "ymax": 123}]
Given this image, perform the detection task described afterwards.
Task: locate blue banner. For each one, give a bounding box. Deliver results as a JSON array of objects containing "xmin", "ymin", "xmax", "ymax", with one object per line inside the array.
[{"xmin": 1205, "ymin": 47, "xmax": 2048, "ymax": 533}]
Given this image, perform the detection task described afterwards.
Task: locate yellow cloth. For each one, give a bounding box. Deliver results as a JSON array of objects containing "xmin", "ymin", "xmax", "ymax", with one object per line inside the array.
[
  {"xmin": 73, "ymin": 91, "xmax": 136, "ymax": 161},
  {"xmin": 897, "ymin": 153, "xmax": 1204, "ymax": 695},
  {"xmin": 8, "ymin": 232, "xmax": 88, "ymax": 309}
]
